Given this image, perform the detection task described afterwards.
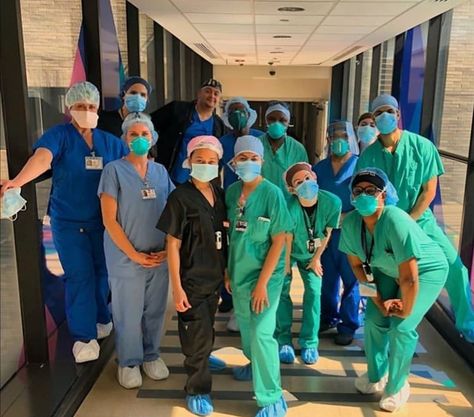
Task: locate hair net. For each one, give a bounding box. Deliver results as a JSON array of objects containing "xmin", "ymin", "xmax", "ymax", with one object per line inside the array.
[
  {"xmin": 121, "ymin": 112, "xmax": 158, "ymax": 145},
  {"xmin": 326, "ymin": 120, "xmax": 360, "ymax": 155},
  {"xmin": 233, "ymin": 135, "xmax": 264, "ymax": 159},
  {"xmin": 183, "ymin": 135, "xmax": 223, "ymax": 168},
  {"xmin": 65, "ymin": 81, "xmax": 100, "ymax": 108},
  {"xmin": 283, "ymin": 162, "xmax": 315, "ymax": 189},
  {"xmin": 349, "ymin": 167, "xmax": 399, "ymax": 206},
  {"xmin": 370, "ymin": 94, "xmax": 399, "ymax": 113},
  {"xmin": 121, "ymin": 76, "xmax": 152, "ymax": 97},
  {"xmin": 222, "ymin": 97, "xmax": 258, "ymax": 130},
  {"xmin": 265, "ymin": 102, "xmax": 290, "ymax": 122}
]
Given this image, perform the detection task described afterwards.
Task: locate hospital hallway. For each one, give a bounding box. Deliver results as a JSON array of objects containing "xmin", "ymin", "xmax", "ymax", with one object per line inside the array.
[{"xmin": 73, "ymin": 271, "xmax": 474, "ymax": 417}]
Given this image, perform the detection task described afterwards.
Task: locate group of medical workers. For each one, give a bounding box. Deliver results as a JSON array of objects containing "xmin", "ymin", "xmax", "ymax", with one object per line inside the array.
[{"xmin": 1, "ymin": 74, "xmax": 473, "ymax": 417}]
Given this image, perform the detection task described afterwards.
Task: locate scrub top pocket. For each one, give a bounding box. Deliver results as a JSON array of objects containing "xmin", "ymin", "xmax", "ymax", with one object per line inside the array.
[{"xmin": 249, "ymin": 217, "xmax": 271, "ymax": 243}]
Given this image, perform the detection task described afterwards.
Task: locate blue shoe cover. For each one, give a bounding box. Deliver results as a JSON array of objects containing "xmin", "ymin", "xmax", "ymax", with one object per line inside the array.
[
  {"xmin": 186, "ymin": 394, "xmax": 214, "ymax": 416},
  {"xmin": 301, "ymin": 348, "xmax": 319, "ymax": 364},
  {"xmin": 233, "ymin": 363, "xmax": 252, "ymax": 381},
  {"xmin": 461, "ymin": 328, "xmax": 474, "ymax": 343},
  {"xmin": 255, "ymin": 396, "xmax": 288, "ymax": 417},
  {"xmin": 208, "ymin": 355, "xmax": 226, "ymax": 371},
  {"xmin": 279, "ymin": 345, "xmax": 295, "ymax": 364}
]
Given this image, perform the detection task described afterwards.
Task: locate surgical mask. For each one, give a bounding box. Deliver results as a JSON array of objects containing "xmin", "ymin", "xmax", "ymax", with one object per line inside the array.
[
  {"xmin": 235, "ymin": 160, "xmax": 262, "ymax": 182},
  {"xmin": 1, "ymin": 188, "xmax": 27, "ymax": 221},
  {"xmin": 124, "ymin": 94, "xmax": 147, "ymax": 113},
  {"xmin": 228, "ymin": 110, "xmax": 248, "ymax": 131},
  {"xmin": 357, "ymin": 125, "xmax": 377, "ymax": 144},
  {"xmin": 70, "ymin": 110, "xmax": 98, "ymax": 129},
  {"xmin": 191, "ymin": 163, "xmax": 218, "ymax": 182},
  {"xmin": 129, "ymin": 136, "xmax": 151, "ymax": 156},
  {"xmin": 267, "ymin": 121, "xmax": 287, "ymax": 140},
  {"xmin": 330, "ymin": 138, "xmax": 350, "ymax": 156},
  {"xmin": 352, "ymin": 194, "xmax": 379, "ymax": 216},
  {"xmin": 295, "ymin": 179, "xmax": 319, "ymax": 201},
  {"xmin": 375, "ymin": 112, "xmax": 398, "ymax": 134}
]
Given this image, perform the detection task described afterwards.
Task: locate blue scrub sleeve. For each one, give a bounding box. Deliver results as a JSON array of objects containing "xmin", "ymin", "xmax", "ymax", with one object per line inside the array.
[
  {"xmin": 32, "ymin": 125, "xmax": 66, "ymax": 160},
  {"xmin": 97, "ymin": 163, "xmax": 120, "ymax": 200},
  {"xmin": 156, "ymin": 191, "xmax": 185, "ymax": 240}
]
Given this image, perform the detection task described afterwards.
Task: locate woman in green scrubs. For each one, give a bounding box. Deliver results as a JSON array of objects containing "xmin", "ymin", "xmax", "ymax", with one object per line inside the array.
[
  {"xmin": 339, "ymin": 167, "xmax": 448, "ymax": 412},
  {"xmin": 226, "ymin": 135, "xmax": 292, "ymax": 417}
]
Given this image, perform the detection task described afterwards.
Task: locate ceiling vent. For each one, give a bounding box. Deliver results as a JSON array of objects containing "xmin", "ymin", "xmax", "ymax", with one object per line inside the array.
[
  {"xmin": 193, "ymin": 43, "xmax": 217, "ymax": 59},
  {"xmin": 332, "ymin": 45, "xmax": 364, "ymax": 62}
]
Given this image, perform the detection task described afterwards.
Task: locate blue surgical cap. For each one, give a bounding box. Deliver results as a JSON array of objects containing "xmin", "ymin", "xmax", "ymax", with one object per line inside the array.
[
  {"xmin": 349, "ymin": 167, "xmax": 399, "ymax": 206},
  {"xmin": 327, "ymin": 120, "xmax": 360, "ymax": 156},
  {"xmin": 121, "ymin": 112, "xmax": 158, "ymax": 145},
  {"xmin": 233, "ymin": 135, "xmax": 264, "ymax": 159},
  {"xmin": 222, "ymin": 97, "xmax": 258, "ymax": 130},
  {"xmin": 121, "ymin": 76, "xmax": 152, "ymax": 97},
  {"xmin": 265, "ymin": 102, "xmax": 291, "ymax": 122},
  {"xmin": 65, "ymin": 81, "xmax": 100, "ymax": 108},
  {"xmin": 370, "ymin": 94, "xmax": 399, "ymax": 113}
]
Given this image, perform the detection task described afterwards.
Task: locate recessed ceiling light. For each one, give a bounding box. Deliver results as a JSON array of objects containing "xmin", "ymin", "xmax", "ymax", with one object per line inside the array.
[
  {"xmin": 278, "ymin": 7, "xmax": 305, "ymax": 12},
  {"xmin": 270, "ymin": 51, "xmax": 284, "ymax": 54},
  {"xmin": 273, "ymin": 35, "xmax": 292, "ymax": 39},
  {"xmin": 234, "ymin": 59, "xmax": 245, "ymax": 62},
  {"xmin": 280, "ymin": 19, "xmax": 290, "ymax": 22}
]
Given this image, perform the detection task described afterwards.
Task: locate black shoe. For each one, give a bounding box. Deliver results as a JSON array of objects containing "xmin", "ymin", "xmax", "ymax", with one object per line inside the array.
[
  {"xmin": 334, "ymin": 333, "xmax": 354, "ymax": 346},
  {"xmin": 319, "ymin": 322, "xmax": 336, "ymax": 334},
  {"xmin": 218, "ymin": 299, "xmax": 233, "ymax": 313}
]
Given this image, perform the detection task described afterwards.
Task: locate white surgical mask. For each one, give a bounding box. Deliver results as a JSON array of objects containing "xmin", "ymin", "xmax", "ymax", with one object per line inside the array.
[
  {"xmin": 70, "ymin": 110, "xmax": 98, "ymax": 129},
  {"xmin": 1, "ymin": 188, "xmax": 27, "ymax": 221}
]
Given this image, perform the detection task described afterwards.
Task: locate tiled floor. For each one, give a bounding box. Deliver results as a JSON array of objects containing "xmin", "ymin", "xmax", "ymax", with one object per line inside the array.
[{"xmin": 75, "ymin": 273, "xmax": 474, "ymax": 417}]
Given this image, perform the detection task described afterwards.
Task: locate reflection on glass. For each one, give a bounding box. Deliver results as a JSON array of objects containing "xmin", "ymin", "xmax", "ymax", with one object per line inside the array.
[
  {"xmin": 378, "ymin": 38, "xmax": 395, "ymax": 94},
  {"xmin": 345, "ymin": 57, "xmax": 356, "ymax": 123},
  {"xmin": 359, "ymin": 49, "xmax": 372, "ymax": 115},
  {"xmin": 139, "ymin": 12, "xmax": 157, "ymax": 111}
]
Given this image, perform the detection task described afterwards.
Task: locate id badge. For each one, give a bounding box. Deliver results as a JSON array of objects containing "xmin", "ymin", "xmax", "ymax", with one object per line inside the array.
[
  {"xmin": 362, "ymin": 262, "xmax": 374, "ymax": 282},
  {"xmin": 306, "ymin": 238, "xmax": 321, "ymax": 254},
  {"xmin": 85, "ymin": 156, "xmax": 103, "ymax": 170},
  {"xmin": 359, "ymin": 282, "xmax": 377, "ymax": 297},
  {"xmin": 141, "ymin": 187, "xmax": 156, "ymax": 200},
  {"xmin": 235, "ymin": 220, "xmax": 248, "ymax": 232},
  {"xmin": 215, "ymin": 231, "xmax": 222, "ymax": 250}
]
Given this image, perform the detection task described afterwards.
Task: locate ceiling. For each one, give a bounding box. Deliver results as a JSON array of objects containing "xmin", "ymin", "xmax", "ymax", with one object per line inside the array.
[{"xmin": 131, "ymin": 0, "xmax": 467, "ymax": 66}]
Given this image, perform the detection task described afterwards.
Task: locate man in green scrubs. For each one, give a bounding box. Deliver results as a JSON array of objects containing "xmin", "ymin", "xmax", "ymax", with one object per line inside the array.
[
  {"xmin": 340, "ymin": 168, "xmax": 448, "ymax": 412},
  {"xmin": 275, "ymin": 163, "xmax": 342, "ymax": 365},
  {"xmin": 356, "ymin": 94, "xmax": 474, "ymax": 342}
]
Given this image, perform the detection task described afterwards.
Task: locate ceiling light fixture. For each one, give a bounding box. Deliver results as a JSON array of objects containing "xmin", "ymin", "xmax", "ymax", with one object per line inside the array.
[
  {"xmin": 270, "ymin": 51, "xmax": 284, "ymax": 54},
  {"xmin": 273, "ymin": 35, "xmax": 291, "ymax": 39},
  {"xmin": 280, "ymin": 19, "xmax": 290, "ymax": 22},
  {"xmin": 278, "ymin": 7, "xmax": 305, "ymax": 12}
]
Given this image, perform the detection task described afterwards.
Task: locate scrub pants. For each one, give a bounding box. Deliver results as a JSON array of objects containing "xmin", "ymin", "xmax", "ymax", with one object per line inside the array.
[
  {"xmin": 419, "ymin": 216, "xmax": 474, "ymax": 336},
  {"xmin": 365, "ymin": 269, "xmax": 447, "ymax": 395},
  {"xmin": 178, "ymin": 291, "xmax": 219, "ymax": 395},
  {"xmin": 275, "ymin": 263, "xmax": 322, "ymax": 349},
  {"xmin": 51, "ymin": 220, "xmax": 110, "ymax": 342},
  {"xmin": 233, "ymin": 275, "xmax": 284, "ymax": 407},
  {"xmin": 108, "ymin": 264, "xmax": 169, "ymax": 367},
  {"xmin": 320, "ymin": 230, "xmax": 360, "ymax": 335}
]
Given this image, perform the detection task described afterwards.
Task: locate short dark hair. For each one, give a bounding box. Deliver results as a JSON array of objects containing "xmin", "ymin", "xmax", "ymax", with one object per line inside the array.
[{"xmin": 357, "ymin": 112, "xmax": 375, "ymax": 125}]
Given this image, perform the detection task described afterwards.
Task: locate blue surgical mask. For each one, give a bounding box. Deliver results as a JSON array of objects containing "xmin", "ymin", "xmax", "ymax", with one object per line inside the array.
[
  {"xmin": 1, "ymin": 188, "xmax": 27, "ymax": 221},
  {"xmin": 357, "ymin": 125, "xmax": 377, "ymax": 144},
  {"xmin": 330, "ymin": 138, "xmax": 350, "ymax": 156},
  {"xmin": 375, "ymin": 112, "xmax": 397, "ymax": 135},
  {"xmin": 295, "ymin": 179, "xmax": 319, "ymax": 201},
  {"xmin": 351, "ymin": 194, "xmax": 379, "ymax": 216},
  {"xmin": 125, "ymin": 94, "xmax": 147, "ymax": 113},
  {"xmin": 235, "ymin": 161, "xmax": 261, "ymax": 182},
  {"xmin": 267, "ymin": 121, "xmax": 287, "ymax": 140},
  {"xmin": 190, "ymin": 163, "xmax": 218, "ymax": 182}
]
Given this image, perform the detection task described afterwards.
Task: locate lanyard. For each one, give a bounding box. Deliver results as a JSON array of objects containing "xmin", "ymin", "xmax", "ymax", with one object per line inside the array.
[
  {"xmin": 361, "ymin": 221, "xmax": 374, "ymax": 265},
  {"xmin": 301, "ymin": 205, "xmax": 316, "ymax": 241}
]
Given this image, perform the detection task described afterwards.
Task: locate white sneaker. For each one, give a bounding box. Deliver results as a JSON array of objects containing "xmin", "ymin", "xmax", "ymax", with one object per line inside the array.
[
  {"xmin": 380, "ymin": 381, "xmax": 410, "ymax": 412},
  {"xmin": 142, "ymin": 358, "xmax": 169, "ymax": 380},
  {"xmin": 117, "ymin": 366, "xmax": 142, "ymax": 389},
  {"xmin": 72, "ymin": 340, "xmax": 100, "ymax": 363},
  {"xmin": 227, "ymin": 313, "xmax": 240, "ymax": 332},
  {"xmin": 97, "ymin": 322, "xmax": 113, "ymax": 339},
  {"xmin": 355, "ymin": 373, "xmax": 388, "ymax": 394}
]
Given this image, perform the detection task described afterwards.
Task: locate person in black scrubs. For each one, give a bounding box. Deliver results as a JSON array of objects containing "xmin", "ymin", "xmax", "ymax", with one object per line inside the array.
[{"xmin": 157, "ymin": 135, "xmax": 227, "ymax": 417}]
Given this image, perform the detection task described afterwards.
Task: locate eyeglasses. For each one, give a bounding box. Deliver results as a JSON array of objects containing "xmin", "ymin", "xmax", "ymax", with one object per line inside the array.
[{"xmin": 352, "ymin": 185, "xmax": 383, "ymax": 197}]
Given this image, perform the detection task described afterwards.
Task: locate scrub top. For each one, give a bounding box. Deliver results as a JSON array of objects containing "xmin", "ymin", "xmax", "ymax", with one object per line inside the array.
[
  {"xmin": 356, "ymin": 131, "xmax": 444, "ymax": 224},
  {"xmin": 157, "ymin": 181, "xmax": 227, "ymax": 296},
  {"xmin": 339, "ymin": 205, "xmax": 447, "ymax": 284},
  {"xmin": 98, "ymin": 159, "xmax": 175, "ymax": 276},
  {"xmin": 313, "ymin": 154, "xmax": 358, "ymax": 213},
  {"xmin": 226, "ymin": 179, "xmax": 293, "ymax": 288},
  {"xmin": 33, "ymin": 123, "xmax": 128, "ymax": 226},
  {"xmin": 170, "ymin": 110, "xmax": 214, "ymax": 184},
  {"xmin": 288, "ymin": 190, "xmax": 341, "ymax": 264},
  {"xmin": 259, "ymin": 134, "xmax": 309, "ymax": 196},
  {"xmin": 220, "ymin": 128, "xmax": 264, "ymax": 190}
]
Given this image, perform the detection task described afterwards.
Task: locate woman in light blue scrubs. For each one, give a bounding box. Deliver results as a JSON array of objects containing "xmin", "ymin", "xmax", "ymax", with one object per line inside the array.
[{"xmin": 99, "ymin": 113, "xmax": 174, "ymax": 389}]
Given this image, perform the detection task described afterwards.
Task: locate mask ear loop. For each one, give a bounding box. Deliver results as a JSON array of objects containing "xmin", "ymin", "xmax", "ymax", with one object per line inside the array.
[{"xmin": 9, "ymin": 213, "xmax": 18, "ymax": 222}]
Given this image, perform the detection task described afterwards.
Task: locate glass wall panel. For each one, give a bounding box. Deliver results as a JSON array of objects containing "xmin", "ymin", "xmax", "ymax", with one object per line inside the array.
[
  {"xmin": 110, "ymin": 0, "xmax": 128, "ymax": 72},
  {"xmin": 378, "ymin": 38, "xmax": 395, "ymax": 94},
  {"xmin": 345, "ymin": 56, "xmax": 356, "ymax": 123},
  {"xmin": 359, "ymin": 49, "xmax": 372, "ymax": 114}
]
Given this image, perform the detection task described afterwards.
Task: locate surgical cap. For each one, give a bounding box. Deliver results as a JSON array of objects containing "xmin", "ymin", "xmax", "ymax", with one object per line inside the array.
[
  {"xmin": 183, "ymin": 135, "xmax": 223, "ymax": 168},
  {"xmin": 370, "ymin": 94, "xmax": 399, "ymax": 113},
  {"xmin": 350, "ymin": 167, "xmax": 399, "ymax": 206},
  {"xmin": 233, "ymin": 135, "xmax": 264, "ymax": 159},
  {"xmin": 265, "ymin": 102, "xmax": 291, "ymax": 122},
  {"xmin": 284, "ymin": 162, "xmax": 314, "ymax": 187},
  {"xmin": 201, "ymin": 78, "xmax": 222, "ymax": 92},
  {"xmin": 327, "ymin": 120, "xmax": 360, "ymax": 156},
  {"xmin": 65, "ymin": 81, "xmax": 100, "ymax": 108},
  {"xmin": 121, "ymin": 76, "xmax": 152, "ymax": 97},
  {"xmin": 222, "ymin": 97, "xmax": 258, "ymax": 129},
  {"xmin": 121, "ymin": 112, "xmax": 158, "ymax": 145}
]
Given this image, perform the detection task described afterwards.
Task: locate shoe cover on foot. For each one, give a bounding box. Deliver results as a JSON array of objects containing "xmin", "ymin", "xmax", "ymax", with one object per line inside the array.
[
  {"xmin": 279, "ymin": 345, "xmax": 295, "ymax": 364},
  {"xmin": 208, "ymin": 355, "xmax": 226, "ymax": 371},
  {"xmin": 142, "ymin": 357, "xmax": 169, "ymax": 380},
  {"xmin": 186, "ymin": 394, "xmax": 214, "ymax": 416},
  {"xmin": 355, "ymin": 373, "xmax": 388, "ymax": 394},
  {"xmin": 117, "ymin": 365, "xmax": 142, "ymax": 389},
  {"xmin": 73, "ymin": 340, "xmax": 100, "ymax": 363},
  {"xmin": 96, "ymin": 322, "xmax": 113, "ymax": 339},
  {"xmin": 379, "ymin": 381, "xmax": 410, "ymax": 412},
  {"xmin": 300, "ymin": 347, "xmax": 318, "ymax": 364},
  {"xmin": 233, "ymin": 363, "xmax": 252, "ymax": 381},
  {"xmin": 255, "ymin": 396, "xmax": 288, "ymax": 417},
  {"xmin": 226, "ymin": 313, "xmax": 240, "ymax": 332}
]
